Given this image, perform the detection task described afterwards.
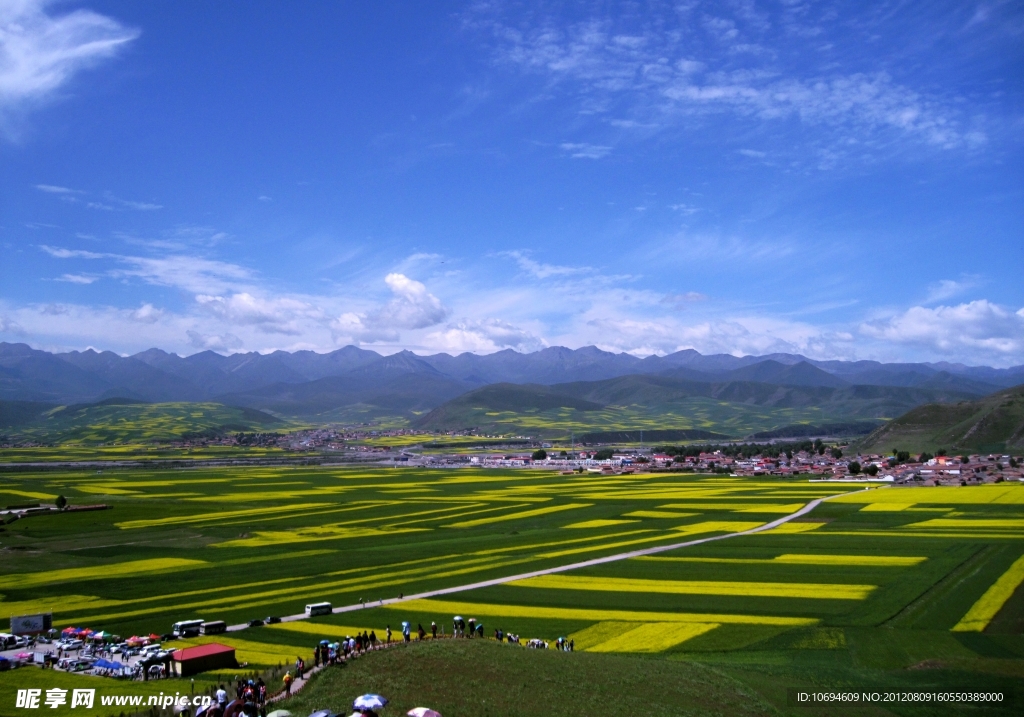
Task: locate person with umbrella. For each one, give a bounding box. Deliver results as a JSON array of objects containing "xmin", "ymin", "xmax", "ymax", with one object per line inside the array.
[
  {"xmin": 352, "ymin": 693, "xmax": 387, "ymax": 716},
  {"xmin": 430, "ymin": 622, "xmax": 437, "ymax": 639},
  {"xmin": 401, "ymin": 621, "xmax": 411, "ymax": 643}
]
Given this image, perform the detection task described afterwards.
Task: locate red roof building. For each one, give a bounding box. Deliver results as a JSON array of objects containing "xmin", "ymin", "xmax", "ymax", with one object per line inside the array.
[{"xmin": 171, "ymin": 643, "xmax": 237, "ymax": 676}]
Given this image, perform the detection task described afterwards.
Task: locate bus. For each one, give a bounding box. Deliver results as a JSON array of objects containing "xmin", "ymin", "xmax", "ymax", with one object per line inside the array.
[
  {"xmin": 171, "ymin": 619, "xmax": 205, "ymax": 637},
  {"xmin": 200, "ymin": 621, "xmax": 227, "ymax": 635},
  {"xmin": 305, "ymin": 602, "xmax": 332, "ymax": 616}
]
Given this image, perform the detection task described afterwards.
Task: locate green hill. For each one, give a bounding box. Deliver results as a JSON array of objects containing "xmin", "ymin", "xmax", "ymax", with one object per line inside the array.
[
  {"xmin": 857, "ymin": 384, "xmax": 1024, "ymax": 454},
  {"xmin": 413, "ymin": 374, "xmax": 980, "ymax": 440},
  {"xmin": 280, "ymin": 639, "xmax": 773, "ymax": 717},
  {"xmin": 0, "ymin": 398, "xmax": 287, "ymax": 444}
]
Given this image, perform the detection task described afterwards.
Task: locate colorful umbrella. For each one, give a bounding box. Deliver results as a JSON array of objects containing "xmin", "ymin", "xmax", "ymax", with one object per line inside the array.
[
  {"xmin": 407, "ymin": 709, "xmax": 442, "ymax": 717},
  {"xmin": 353, "ymin": 694, "xmax": 388, "ymax": 710}
]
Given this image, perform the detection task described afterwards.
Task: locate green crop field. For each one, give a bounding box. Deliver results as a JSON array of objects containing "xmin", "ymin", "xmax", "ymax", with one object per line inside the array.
[
  {"xmin": 1, "ymin": 466, "xmax": 1022, "ymax": 715},
  {"xmin": 1, "ymin": 401, "xmax": 291, "ymax": 445},
  {"xmin": 415, "ymin": 396, "xmax": 846, "ymax": 440}
]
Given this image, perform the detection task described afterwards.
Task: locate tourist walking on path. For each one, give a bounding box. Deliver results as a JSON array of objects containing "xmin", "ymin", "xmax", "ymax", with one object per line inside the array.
[{"xmin": 283, "ymin": 671, "xmax": 292, "ymax": 696}]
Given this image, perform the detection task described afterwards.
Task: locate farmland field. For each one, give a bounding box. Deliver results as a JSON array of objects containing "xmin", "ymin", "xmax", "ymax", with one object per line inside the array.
[{"xmin": 1, "ymin": 466, "xmax": 1023, "ymax": 715}]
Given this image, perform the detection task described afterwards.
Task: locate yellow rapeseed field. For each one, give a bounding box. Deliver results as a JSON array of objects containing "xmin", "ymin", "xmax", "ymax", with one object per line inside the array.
[
  {"xmin": 762, "ymin": 521, "xmax": 826, "ymax": 534},
  {"xmin": 773, "ymin": 554, "xmax": 926, "ymax": 566},
  {"xmin": 270, "ymin": 622, "xmax": 381, "ymax": 640},
  {"xmin": 4, "ymin": 558, "xmax": 207, "ymax": 589},
  {"xmin": 832, "ymin": 485, "xmax": 1024, "ymax": 505},
  {"xmin": 511, "ymin": 575, "xmax": 875, "ymax": 600},
  {"xmin": 623, "ymin": 510, "xmax": 699, "ymax": 519},
  {"xmin": 401, "ymin": 598, "xmax": 818, "ymax": 626},
  {"xmin": 903, "ymin": 518, "xmax": 1024, "ymax": 530},
  {"xmin": 635, "ymin": 553, "xmax": 925, "ymax": 567},
  {"xmin": 562, "ymin": 519, "xmax": 638, "ymax": 529},
  {"xmin": 214, "ymin": 525, "xmax": 427, "ymax": 548},
  {"xmin": 586, "ymin": 622, "xmax": 719, "ymax": 653},
  {"xmin": 115, "ymin": 503, "xmax": 332, "ymax": 529},
  {"xmin": 566, "ymin": 621, "xmax": 639, "ymax": 650},
  {"xmin": 952, "ymin": 554, "xmax": 1024, "ymax": 632},
  {"xmin": 445, "ymin": 503, "xmax": 591, "ymax": 528}
]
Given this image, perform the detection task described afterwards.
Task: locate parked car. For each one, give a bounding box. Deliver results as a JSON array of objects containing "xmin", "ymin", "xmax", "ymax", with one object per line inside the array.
[
  {"xmin": 264, "ymin": 616, "xmax": 281, "ymax": 624},
  {"xmin": 246, "ymin": 619, "xmax": 264, "ymax": 627},
  {"xmin": 60, "ymin": 639, "xmax": 84, "ymax": 650},
  {"xmin": 139, "ymin": 643, "xmax": 162, "ymax": 655}
]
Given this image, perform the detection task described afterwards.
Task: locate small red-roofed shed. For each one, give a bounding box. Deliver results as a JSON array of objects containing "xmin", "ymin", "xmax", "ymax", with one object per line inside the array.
[{"xmin": 171, "ymin": 643, "xmax": 237, "ymax": 676}]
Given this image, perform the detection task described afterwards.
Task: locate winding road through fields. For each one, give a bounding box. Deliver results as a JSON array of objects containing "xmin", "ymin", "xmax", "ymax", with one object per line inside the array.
[{"xmin": 226, "ymin": 489, "xmax": 866, "ymax": 632}]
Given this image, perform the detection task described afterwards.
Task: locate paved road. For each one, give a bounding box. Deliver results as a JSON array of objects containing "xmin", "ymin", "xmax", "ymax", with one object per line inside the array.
[{"xmin": 226, "ymin": 489, "xmax": 863, "ymax": 632}]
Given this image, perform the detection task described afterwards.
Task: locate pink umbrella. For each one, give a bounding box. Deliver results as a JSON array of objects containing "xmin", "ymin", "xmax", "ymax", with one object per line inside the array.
[
  {"xmin": 407, "ymin": 709, "xmax": 442, "ymax": 717},
  {"xmin": 15, "ymin": 652, "xmax": 33, "ymax": 659}
]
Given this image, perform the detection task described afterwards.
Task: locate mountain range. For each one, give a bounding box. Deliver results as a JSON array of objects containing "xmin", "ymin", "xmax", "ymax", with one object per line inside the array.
[{"xmin": 1, "ymin": 342, "xmax": 1022, "ymax": 437}]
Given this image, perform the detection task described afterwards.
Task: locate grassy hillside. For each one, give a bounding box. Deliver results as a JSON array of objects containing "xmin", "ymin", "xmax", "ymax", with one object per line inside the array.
[
  {"xmin": 857, "ymin": 384, "xmax": 1024, "ymax": 454},
  {"xmin": 414, "ymin": 375, "xmax": 978, "ymax": 439},
  {"xmin": 0, "ymin": 398, "xmax": 287, "ymax": 444},
  {"xmin": 281, "ymin": 639, "xmax": 773, "ymax": 717}
]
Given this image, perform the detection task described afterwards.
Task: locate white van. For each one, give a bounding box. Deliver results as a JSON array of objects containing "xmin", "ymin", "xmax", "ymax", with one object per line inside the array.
[{"xmin": 305, "ymin": 602, "xmax": 332, "ymax": 616}]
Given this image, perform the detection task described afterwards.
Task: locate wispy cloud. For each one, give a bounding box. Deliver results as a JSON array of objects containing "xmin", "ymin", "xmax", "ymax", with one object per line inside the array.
[
  {"xmin": 500, "ymin": 250, "xmax": 590, "ymax": 279},
  {"xmin": 35, "ymin": 184, "xmax": 162, "ymax": 211},
  {"xmin": 924, "ymin": 277, "xmax": 981, "ymax": 304},
  {"xmin": 478, "ymin": 7, "xmax": 987, "ymax": 159},
  {"xmin": 0, "ymin": 0, "xmax": 139, "ymax": 133},
  {"xmin": 35, "ymin": 183, "xmax": 83, "ymax": 194},
  {"xmin": 559, "ymin": 142, "xmax": 611, "ymax": 159},
  {"xmin": 55, "ymin": 273, "xmax": 96, "ymax": 284}
]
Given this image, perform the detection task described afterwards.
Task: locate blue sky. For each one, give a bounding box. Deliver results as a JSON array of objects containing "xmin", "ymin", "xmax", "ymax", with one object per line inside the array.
[{"xmin": 1, "ymin": 1, "xmax": 1022, "ymax": 365}]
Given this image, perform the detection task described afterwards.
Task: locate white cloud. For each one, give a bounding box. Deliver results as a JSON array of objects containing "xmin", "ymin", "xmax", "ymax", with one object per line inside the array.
[
  {"xmin": 186, "ymin": 329, "xmax": 243, "ymax": 352},
  {"xmin": 559, "ymin": 142, "xmax": 612, "ymax": 159},
  {"xmin": 860, "ymin": 300, "xmax": 1024, "ymax": 359},
  {"xmin": 129, "ymin": 303, "xmax": 163, "ymax": 323},
  {"xmin": 108, "ymin": 195, "xmax": 161, "ymax": 211},
  {"xmin": 660, "ymin": 291, "xmax": 707, "ymax": 309},
  {"xmin": 500, "ymin": 250, "xmax": 589, "ymax": 279},
  {"xmin": 0, "ymin": 314, "xmax": 24, "ymax": 334},
  {"xmin": 35, "ymin": 183, "xmax": 82, "ymax": 194},
  {"xmin": 0, "ymin": 0, "xmax": 138, "ymax": 129},
  {"xmin": 330, "ymin": 273, "xmax": 448, "ymax": 344},
  {"xmin": 485, "ymin": 12, "xmax": 982, "ymax": 155},
  {"xmin": 55, "ymin": 273, "xmax": 95, "ymax": 284},
  {"xmin": 40, "ymin": 244, "xmax": 104, "ymax": 259},
  {"xmin": 924, "ymin": 277, "xmax": 980, "ymax": 304},
  {"xmin": 195, "ymin": 292, "xmax": 319, "ymax": 335},
  {"xmin": 425, "ymin": 318, "xmax": 545, "ymax": 353}
]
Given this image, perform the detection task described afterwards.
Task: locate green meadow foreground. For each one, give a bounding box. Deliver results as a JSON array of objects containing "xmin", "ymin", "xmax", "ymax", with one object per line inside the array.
[{"xmin": 1, "ymin": 466, "xmax": 1023, "ymax": 715}]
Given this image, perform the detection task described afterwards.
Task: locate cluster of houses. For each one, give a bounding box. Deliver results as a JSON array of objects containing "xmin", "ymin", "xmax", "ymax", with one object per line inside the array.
[{"xmin": 461, "ymin": 449, "xmax": 1023, "ymax": 485}]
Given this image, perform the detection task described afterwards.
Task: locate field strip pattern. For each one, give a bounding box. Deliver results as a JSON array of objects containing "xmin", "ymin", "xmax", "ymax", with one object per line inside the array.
[
  {"xmin": 225, "ymin": 492, "xmax": 858, "ymax": 631},
  {"xmin": 952, "ymin": 554, "xmax": 1024, "ymax": 632}
]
